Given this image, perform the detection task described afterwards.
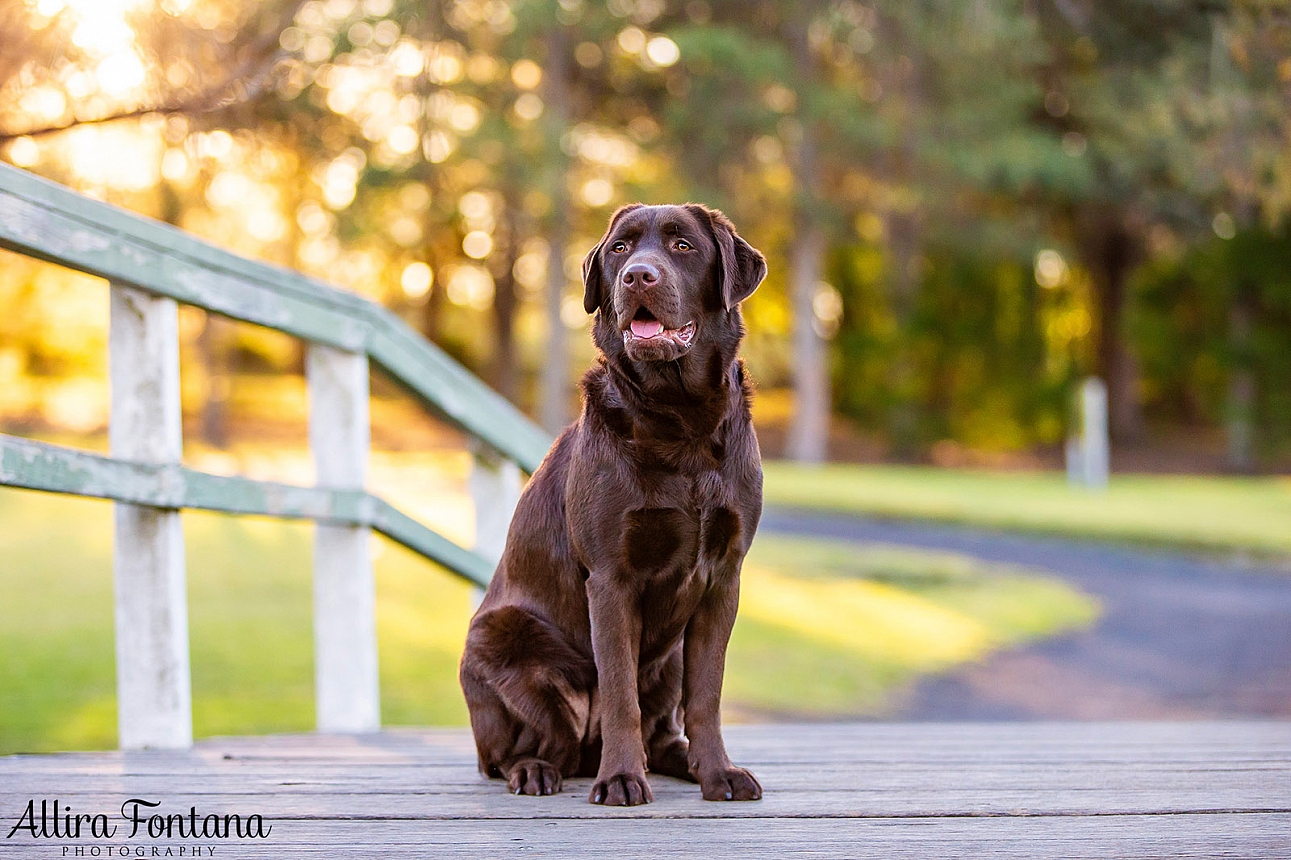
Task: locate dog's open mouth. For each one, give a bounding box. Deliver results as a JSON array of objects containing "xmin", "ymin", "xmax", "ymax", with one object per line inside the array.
[{"xmin": 623, "ymin": 307, "xmax": 696, "ymax": 348}]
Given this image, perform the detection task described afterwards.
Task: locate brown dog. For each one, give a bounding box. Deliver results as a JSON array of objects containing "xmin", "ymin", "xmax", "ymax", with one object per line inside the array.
[{"xmin": 459, "ymin": 203, "xmax": 766, "ymax": 806}]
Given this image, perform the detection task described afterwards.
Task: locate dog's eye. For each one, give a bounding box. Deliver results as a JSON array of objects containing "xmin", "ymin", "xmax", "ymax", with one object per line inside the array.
[
  {"xmin": 611, "ymin": 241, "xmax": 628, "ymax": 253},
  {"xmin": 675, "ymin": 239, "xmax": 691, "ymax": 251}
]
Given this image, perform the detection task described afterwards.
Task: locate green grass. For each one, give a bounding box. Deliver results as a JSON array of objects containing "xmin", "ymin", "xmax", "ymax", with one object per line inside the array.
[
  {"xmin": 764, "ymin": 461, "xmax": 1291, "ymax": 557},
  {"xmin": 729, "ymin": 536, "xmax": 1098, "ymax": 715},
  {"xmin": 0, "ymin": 488, "xmax": 473, "ymax": 754},
  {"xmin": 0, "ymin": 485, "xmax": 1096, "ymax": 753}
]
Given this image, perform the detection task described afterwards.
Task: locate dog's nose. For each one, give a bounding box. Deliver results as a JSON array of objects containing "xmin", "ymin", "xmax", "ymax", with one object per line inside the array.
[{"xmin": 621, "ymin": 261, "xmax": 659, "ymax": 289}]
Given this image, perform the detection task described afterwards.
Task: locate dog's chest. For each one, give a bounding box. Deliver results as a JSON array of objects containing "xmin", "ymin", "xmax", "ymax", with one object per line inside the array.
[
  {"xmin": 627, "ymin": 466, "xmax": 743, "ymax": 565},
  {"xmin": 625, "ymin": 467, "xmax": 748, "ymax": 652}
]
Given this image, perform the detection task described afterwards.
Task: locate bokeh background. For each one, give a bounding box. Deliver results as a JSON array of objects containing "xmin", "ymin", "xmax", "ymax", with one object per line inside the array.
[{"xmin": 2, "ymin": 0, "xmax": 1290, "ymax": 753}]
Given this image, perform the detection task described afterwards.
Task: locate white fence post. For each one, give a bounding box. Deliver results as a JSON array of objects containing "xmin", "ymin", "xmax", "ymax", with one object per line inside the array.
[
  {"xmin": 1066, "ymin": 376, "xmax": 1109, "ymax": 490},
  {"xmin": 468, "ymin": 443, "xmax": 522, "ymax": 604},
  {"xmin": 307, "ymin": 344, "xmax": 379, "ymax": 733},
  {"xmin": 109, "ymin": 284, "xmax": 192, "ymax": 750}
]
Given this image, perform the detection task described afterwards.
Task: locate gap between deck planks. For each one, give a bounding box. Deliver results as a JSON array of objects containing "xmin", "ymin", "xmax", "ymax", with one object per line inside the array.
[{"xmin": 1, "ymin": 723, "xmax": 1289, "ymax": 858}]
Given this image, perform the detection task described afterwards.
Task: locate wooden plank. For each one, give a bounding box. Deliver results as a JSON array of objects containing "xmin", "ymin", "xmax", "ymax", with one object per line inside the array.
[
  {"xmin": 107, "ymin": 284, "xmax": 192, "ymax": 752},
  {"xmin": 2, "ymin": 819, "xmax": 1285, "ymax": 860},
  {"xmin": 1, "ymin": 723, "xmax": 1290, "ymax": 858},
  {"xmin": 307, "ymin": 345, "xmax": 379, "ymax": 734},
  {"xmin": 6, "ymin": 722, "xmax": 1288, "ymax": 770},
  {"xmin": 0, "ymin": 434, "xmax": 493, "ymax": 587},
  {"xmin": 2, "ymin": 724, "xmax": 1289, "ymax": 798},
  {"xmin": 0, "ymin": 163, "xmax": 550, "ymax": 473},
  {"xmin": 1, "ymin": 817, "xmax": 1285, "ymax": 860},
  {"xmin": 0, "ymin": 779, "xmax": 1284, "ymax": 820}
]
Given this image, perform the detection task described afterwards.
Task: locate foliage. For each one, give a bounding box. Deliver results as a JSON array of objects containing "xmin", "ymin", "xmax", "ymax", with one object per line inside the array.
[
  {"xmin": 0, "ymin": 0, "xmax": 1289, "ymax": 463},
  {"xmin": 1134, "ymin": 224, "xmax": 1291, "ymax": 452},
  {"xmin": 832, "ymin": 244, "xmax": 1078, "ymax": 451}
]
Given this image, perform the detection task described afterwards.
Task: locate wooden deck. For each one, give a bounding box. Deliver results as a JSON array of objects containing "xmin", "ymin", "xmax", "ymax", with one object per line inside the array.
[{"xmin": 2, "ymin": 723, "xmax": 1289, "ymax": 858}]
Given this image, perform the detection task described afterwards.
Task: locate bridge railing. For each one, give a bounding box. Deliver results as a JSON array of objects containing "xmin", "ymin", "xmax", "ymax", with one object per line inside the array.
[{"xmin": 0, "ymin": 162, "xmax": 551, "ymax": 749}]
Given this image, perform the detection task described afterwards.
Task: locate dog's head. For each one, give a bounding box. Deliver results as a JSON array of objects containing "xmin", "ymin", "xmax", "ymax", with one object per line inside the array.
[{"xmin": 582, "ymin": 203, "xmax": 766, "ymax": 366}]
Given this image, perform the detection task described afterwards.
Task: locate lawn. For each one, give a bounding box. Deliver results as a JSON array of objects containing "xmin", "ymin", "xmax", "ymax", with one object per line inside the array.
[
  {"xmin": 0, "ymin": 485, "xmax": 1096, "ymax": 754},
  {"xmin": 763, "ymin": 461, "xmax": 1291, "ymax": 557},
  {"xmin": 728, "ymin": 535, "xmax": 1097, "ymax": 716}
]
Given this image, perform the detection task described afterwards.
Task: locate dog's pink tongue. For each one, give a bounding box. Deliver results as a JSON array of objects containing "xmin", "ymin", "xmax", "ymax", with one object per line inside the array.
[{"xmin": 630, "ymin": 319, "xmax": 664, "ymax": 339}]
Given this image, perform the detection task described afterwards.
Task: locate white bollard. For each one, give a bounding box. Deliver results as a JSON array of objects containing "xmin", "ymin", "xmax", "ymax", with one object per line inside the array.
[{"xmin": 1067, "ymin": 377, "xmax": 1109, "ymax": 490}]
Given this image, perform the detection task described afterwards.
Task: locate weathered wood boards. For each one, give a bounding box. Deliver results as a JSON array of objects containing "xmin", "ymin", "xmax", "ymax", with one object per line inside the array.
[
  {"xmin": 0, "ymin": 724, "xmax": 1288, "ymax": 858},
  {"xmin": 0, "ymin": 161, "xmax": 550, "ymax": 472}
]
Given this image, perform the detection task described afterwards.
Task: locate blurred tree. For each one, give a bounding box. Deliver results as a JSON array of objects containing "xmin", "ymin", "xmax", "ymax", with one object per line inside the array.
[
  {"xmin": 265, "ymin": 0, "xmax": 658, "ymax": 431},
  {"xmin": 0, "ymin": 0, "xmax": 299, "ymax": 143},
  {"xmin": 1198, "ymin": 2, "xmax": 1291, "ymax": 470},
  {"xmin": 666, "ymin": 0, "xmax": 1064, "ymax": 459},
  {"xmin": 1028, "ymin": 0, "xmax": 1291, "ymax": 466},
  {"xmin": 1134, "ymin": 226, "xmax": 1291, "ymax": 464},
  {"xmin": 1028, "ymin": 0, "xmax": 1226, "ymax": 445},
  {"xmin": 662, "ymin": 0, "xmax": 875, "ymax": 463},
  {"xmin": 531, "ymin": 10, "xmax": 576, "ymax": 432},
  {"xmin": 861, "ymin": 1, "xmax": 1063, "ymax": 457},
  {"xmin": 0, "ymin": 0, "xmax": 305, "ymax": 446},
  {"xmin": 2, "ymin": 0, "xmax": 1289, "ymax": 469}
]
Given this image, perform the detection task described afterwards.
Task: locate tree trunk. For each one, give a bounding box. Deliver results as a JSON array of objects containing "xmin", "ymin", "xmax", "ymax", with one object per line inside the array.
[
  {"xmin": 539, "ymin": 226, "xmax": 569, "ymax": 433},
  {"xmin": 1225, "ymin": 288, "xmax": 1256, "ymax": 473},
  {"xmin": 489, "ymin": 199, "xmax": 521, "ymax": 403},
  {"xmin": 871, "ymin": 15, "xmax": 926, "ymax": 460},
  {"xmin": 197, "ymin": 314, "xmax": 230, "ymax": 448},
  {"xmin": 784, "ymin": 18, "xmax": 830, "ymax": 464},
  {"xmin": 538, "ymin": 26, "xmax": 572, "ymax": 434},
  {"xmin": 786, "ymin": 220, "xmax": 829, "ymax": 463},
  {"xmin": 420, "ymin": 243, "xmax": 446, "ymax": 343},
  {"xmin": 1082, "ymin": 214, "xmax": 1145, "ymax": 444},
  {"xmin": 884, "ymin": 209, "xmax": 923, "ymax": 459},
  {"xmin": 159, "ymin": 174, "xmax": 231, "ymax": 448}
]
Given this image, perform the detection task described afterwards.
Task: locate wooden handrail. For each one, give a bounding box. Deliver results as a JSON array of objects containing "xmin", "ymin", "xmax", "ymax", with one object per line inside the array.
[
  {"xmin": 0, "ymin": 162, "xmax": 551, "ymax": 472},
  {"xmin": 0, "ymin": 163, "xmax": 548, "ymax": 748},
  {"xmin": 0, "ymin": 434, "xmax": 495, "ymax": 587}
]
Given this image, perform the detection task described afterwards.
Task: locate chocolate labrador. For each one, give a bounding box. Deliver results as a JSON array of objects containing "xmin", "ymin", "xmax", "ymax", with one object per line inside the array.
[{"xmin": 459, "ymin": 203, "xmax": 767, "ymax": 806}]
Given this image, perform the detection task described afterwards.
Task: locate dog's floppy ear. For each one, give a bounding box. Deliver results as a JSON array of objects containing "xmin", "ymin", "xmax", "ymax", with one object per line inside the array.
[
  {"xmin": 582, "ymin": 203, "xmax": 644, "ymax": 314},
  {"xmin": 687, "ymin": 204, "xmax": 767, "ymax": 310}
]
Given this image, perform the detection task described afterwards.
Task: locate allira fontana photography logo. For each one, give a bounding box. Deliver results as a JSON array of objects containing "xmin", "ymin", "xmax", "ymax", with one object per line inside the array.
[{"xmin": 6, "ymin": 798, "xmax": 271, "ymax": 856}]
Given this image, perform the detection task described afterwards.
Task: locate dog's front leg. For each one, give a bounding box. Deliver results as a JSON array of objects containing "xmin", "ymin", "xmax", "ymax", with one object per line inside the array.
[
  {"xmin": 683, "ymin": 575, "xmax": 762, "ymax": 801},
  {"xmin": 586, "ymin": 575, "xmax": 653, "ymax": 806}
]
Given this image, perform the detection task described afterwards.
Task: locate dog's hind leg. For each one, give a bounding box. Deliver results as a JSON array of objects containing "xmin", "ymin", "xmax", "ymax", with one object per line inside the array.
[
  {"xmin": 461, "ymin": 606, "xmax": 594, "ymax": 795},
  {"xmin": 459, "ymin": 661, "xmax": 517, "ymax": 778}
]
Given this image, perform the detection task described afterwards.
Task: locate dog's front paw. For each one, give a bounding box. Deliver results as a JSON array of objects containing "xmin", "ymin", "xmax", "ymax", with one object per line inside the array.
[
  {"xmin": 590, "ymin": 771, "xmax": 653, "ymax": 806},
  {"xmin": 507, "ymin": 759, "xmax": 562, "ymax": 796},
  {"xmin": 698, "ymin": 766, "xmax": 762, "ymax": 801}
]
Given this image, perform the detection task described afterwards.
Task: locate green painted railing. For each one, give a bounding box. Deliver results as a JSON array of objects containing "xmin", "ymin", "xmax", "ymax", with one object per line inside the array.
[{"xmin": 0, "ymin": 161, "xmax": 551, "ymax": 748}]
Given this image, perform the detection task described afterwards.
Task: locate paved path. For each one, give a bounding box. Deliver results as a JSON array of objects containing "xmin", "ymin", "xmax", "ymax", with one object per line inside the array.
[{"xmin": 761, "ymin": 508, "xmax": 1291, "ymax": 720}]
